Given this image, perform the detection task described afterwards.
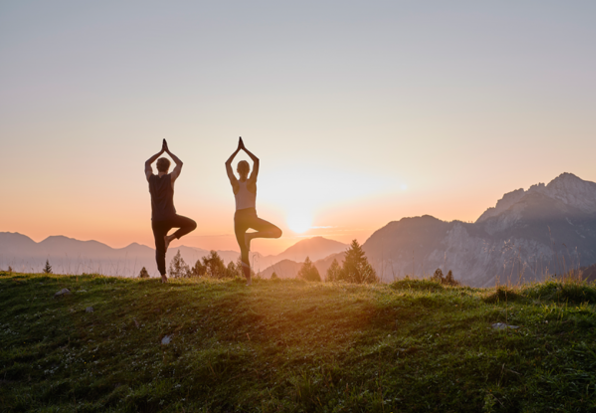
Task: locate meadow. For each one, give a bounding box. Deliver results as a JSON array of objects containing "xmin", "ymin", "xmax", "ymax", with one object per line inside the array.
[{"xmin": 1, "ymin": 271, "xmax": 595, "ymax": 412}]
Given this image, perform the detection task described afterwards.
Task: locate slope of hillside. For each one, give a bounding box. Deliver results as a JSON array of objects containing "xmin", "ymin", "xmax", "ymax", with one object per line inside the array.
[{"xmin": 2, "ymin": 271, "xmax": 595, "ymax": 412}]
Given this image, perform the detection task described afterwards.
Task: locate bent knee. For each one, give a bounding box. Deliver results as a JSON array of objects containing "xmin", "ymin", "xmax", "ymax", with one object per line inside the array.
[
  {"xmin": 273, "ymin": 227, "xmax": 282, "ymax": 239},
  {"xmin": 189, "ymin": 220, "xmax": 198, "ymax": 231}
]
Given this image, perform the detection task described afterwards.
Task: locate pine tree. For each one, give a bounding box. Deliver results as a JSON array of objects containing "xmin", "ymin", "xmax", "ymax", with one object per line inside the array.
[
  {"xmin": 202, "ymin": 250, "xmax": 227, "ymax": 278},
  {"xmin": 43, "ymin": 259, "xmax": 52, "ymax": 274},
  {"xmin": 191, "ymin": 259, "xmax": 206, "ymax": 277},
  {"xmin": 444, "ymin": 270, "xmax": 459, "ymax": 286},
  {"xmin": 138, "ymin": 267, "xmax": 150, "ymax": 278},
  {"xmin": 340, "ymin": 240, "xmax": 378, "ymax": 284},
  {"xmin": 298, "ymin": 257, "xmax": 321, "ymax": 282},
  {"xmin": 325, "ymin": 258, "xmax": 342, "ymax": 282},
  {"xmin": 431, "ymin": 268, "xmax": 444, "ymax": 283},
  {"xmin": 168, "ymin": 250, "xmax": 190, "ymax": 278},
  {"xmin": 271, "ymin": 271, "xmax": 279, "ymax": 280},
  {"xmin": 226, "ymin": 261, "xmax": 240, "ymax": 278},
  {"xmin": 7, "ymin": 266, "xmax": 13, "ymax": 273}
]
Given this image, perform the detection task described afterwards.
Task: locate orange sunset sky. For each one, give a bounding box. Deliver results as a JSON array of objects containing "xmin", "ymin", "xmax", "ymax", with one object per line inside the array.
[{"xmin": 2, "ymin": 2, "xmax": 596, "ymax": 255}]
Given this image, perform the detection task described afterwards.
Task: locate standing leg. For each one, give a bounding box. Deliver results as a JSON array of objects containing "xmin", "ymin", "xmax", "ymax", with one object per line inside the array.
[
  {"xmin": 234, "ymin": 213, "xmax": 251, "ymax": 284},
  {"xmin": 152, "ymin": 220, "xmax": 171, "ymax": 283}
]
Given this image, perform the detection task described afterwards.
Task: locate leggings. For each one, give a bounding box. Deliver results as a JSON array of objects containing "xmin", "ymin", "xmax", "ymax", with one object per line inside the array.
[
  {"xmin": 234, "ymin": 207, "xmax": 281, "ymax": 278},
  {"xmin": 152, "ymin": 214, "xmax": 197, "ymax": 275}
]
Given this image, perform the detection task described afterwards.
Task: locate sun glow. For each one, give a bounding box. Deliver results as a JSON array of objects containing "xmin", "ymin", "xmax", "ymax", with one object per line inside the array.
[{"xmin": 286, "ymin": 210, "xmax": 312, "ymax": 234}]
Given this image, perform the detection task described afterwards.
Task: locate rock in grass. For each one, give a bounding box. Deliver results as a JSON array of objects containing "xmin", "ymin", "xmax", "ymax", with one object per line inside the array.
[
  {"xmin": 54, "ymin": 288, "xmax": 71, "ymax": 298},
  {"xmin": 86, "ymin": 307, "xmax": 94, "ymax": 313},
  {"xmin": 492, "ymin": 322, "xmax": 519, "ymax": 330},
  {"xmin": 161, "ymin": 335, "xmax": 172, "ymax": 345}
]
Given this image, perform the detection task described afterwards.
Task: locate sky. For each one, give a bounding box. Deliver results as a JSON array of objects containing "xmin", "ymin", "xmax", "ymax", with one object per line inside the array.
[{"xmin": 1, "ymin": 1, "xmax": 595, "ymax": 255}]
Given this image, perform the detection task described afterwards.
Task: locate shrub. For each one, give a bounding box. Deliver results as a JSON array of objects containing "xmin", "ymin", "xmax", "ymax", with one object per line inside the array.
[{"xmin": 43, "ymin": 260, "xmax": 52, "ymax": 274}]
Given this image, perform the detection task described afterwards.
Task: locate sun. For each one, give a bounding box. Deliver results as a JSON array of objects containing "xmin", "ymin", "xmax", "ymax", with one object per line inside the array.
[{"xmin": 286, "ymin": 211, "xmax": 312, "ymax": 234}]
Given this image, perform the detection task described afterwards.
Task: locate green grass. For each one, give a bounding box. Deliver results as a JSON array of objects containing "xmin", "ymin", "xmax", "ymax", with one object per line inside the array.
[{"xmin": 1, "ymin": 272, "xmax": 595, "ymax": 412}]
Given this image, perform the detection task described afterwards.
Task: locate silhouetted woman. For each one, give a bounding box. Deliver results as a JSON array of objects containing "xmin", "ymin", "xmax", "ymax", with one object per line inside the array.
[{"xmin": 226, "ymin": 137, "xmax": 282, "ymax": 285}]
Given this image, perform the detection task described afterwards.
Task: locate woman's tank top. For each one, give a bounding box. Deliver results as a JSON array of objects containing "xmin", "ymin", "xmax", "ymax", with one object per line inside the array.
[{"xmin": 235, "ymin": 180, "xmax": 256, "ymax": 211}]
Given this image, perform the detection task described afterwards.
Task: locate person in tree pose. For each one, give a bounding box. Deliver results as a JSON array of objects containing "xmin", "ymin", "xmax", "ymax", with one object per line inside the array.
[
  {"xmin": 145, "ymin": 139, "xmax": 197, "ymax": 282},
  {"xmin": 226, "ymin": 137, "xmax": 282, "ymax": 285}
]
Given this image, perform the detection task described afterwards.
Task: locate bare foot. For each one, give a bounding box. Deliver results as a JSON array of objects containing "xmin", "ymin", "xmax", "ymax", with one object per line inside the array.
[
  {"xmin": 164, "ymin": 235, "xmax": 174, "ymax": 252},
  {"xmin": 161, "ymin": 274, "xmax": 168, "ymax": 283}
]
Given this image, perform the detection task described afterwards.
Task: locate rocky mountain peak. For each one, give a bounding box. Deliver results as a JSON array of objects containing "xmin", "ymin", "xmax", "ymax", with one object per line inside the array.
[{"xmin": 477, "ymin": 173, "xmax": 596, "ymax": 223}]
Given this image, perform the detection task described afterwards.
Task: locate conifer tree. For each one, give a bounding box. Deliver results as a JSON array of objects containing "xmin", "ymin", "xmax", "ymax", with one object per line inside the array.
[
  {"xmin": 431, "ymin": 268, "xmax": 444, "ymax": 283},
  {"xmin": 169, "ymin": 250, "xmax": 190, "ymax": 278},
  {"xmin": 298, "ymin": 256, "xmax": 321, "ymax": 282},
  {"xmin": 226, "ymin": 261, "xmax": 240, "ymax": 278},
  {"xmin": 445, "ymin": 270, "xmax": 459, "ymax": 286},
  {"xmin": 43, "ymin": 259, "xmax": 52, "ymax": 274},
  {"xmin": 326, "ymin": 258, "xmax": 342, "ymax": 282},
  {"xmin": 340, "ymin": 240, "xmax": 377, "ymax": 284},
  {"xmin": 202, "ymin": 250, "xmax": 227, "ymax": 278},
  {"xmin": 138, "ymin": 267, "xmax": 150, "ymax": 278},
  {"xmin": 192, "ymin": 259, "xmax": 206, "ymax": 277}
]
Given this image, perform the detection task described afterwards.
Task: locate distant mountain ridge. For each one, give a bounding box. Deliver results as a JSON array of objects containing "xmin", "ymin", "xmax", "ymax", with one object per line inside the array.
[
  {"xmin": 363, "ymin": 173, "xmax": 596, "ymax": 287},
  {"xmin": 0, "ymin": 233, "xmax": 347, "ymax": 278}
]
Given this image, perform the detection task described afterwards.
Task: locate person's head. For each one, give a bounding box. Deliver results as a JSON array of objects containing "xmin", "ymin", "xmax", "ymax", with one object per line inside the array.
[
  {"xmin": 156, "ymin": 157, "xmax": 171, "ymax": 173},
  {"xmin": 237, "ymin": 160, "xmax": 250, "ymax": 178}
]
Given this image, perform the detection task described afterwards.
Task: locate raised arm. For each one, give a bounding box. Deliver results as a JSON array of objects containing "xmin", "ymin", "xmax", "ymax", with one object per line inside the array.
[
  {"xmin": 239, "ymin": 138, "xmax": 259, "ymax": 182},
  {"xmin": 225, "ymin": 140, "xmax": 242, "ymax": 191},
  {"xmin": 162, "ymin": 139, "xmax": 183, "ymax": 182},
  {"xmin": 145, "ymin": 145, "xmax": 165, "ymax": 181}
]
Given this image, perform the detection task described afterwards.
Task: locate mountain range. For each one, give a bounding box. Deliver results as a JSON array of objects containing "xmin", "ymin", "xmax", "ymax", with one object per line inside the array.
[
  {"xmin": 3, "ymin": 173, "xmax": 596, "ymax": 286},
  {"xmin": 362, "ymin": 173, "xmax": 596, "ymax": 286},
  {"xmin": 0, "ymin": 233, "xmax": 347, "ymax": 278}
]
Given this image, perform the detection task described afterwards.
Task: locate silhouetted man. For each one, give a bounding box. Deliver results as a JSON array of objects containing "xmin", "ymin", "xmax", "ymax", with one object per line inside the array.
[{"xmin": 145, "ymin": 139, "xmax": 196, "ymax": 282}]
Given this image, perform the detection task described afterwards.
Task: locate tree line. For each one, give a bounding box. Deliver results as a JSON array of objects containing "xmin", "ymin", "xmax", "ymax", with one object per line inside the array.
[
  {"xmin": 292, "ymin": 239, "xmax": 378, "ymax": 284},
  {"xmin": 137, "ymin": 239, "xmax": 378, "ymax": 284}
]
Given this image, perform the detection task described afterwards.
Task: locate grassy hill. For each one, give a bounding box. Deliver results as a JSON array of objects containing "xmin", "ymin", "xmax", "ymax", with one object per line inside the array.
[{"xmin": 1, "ymin": 272, "xmax": 595, "ymax": 412}]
